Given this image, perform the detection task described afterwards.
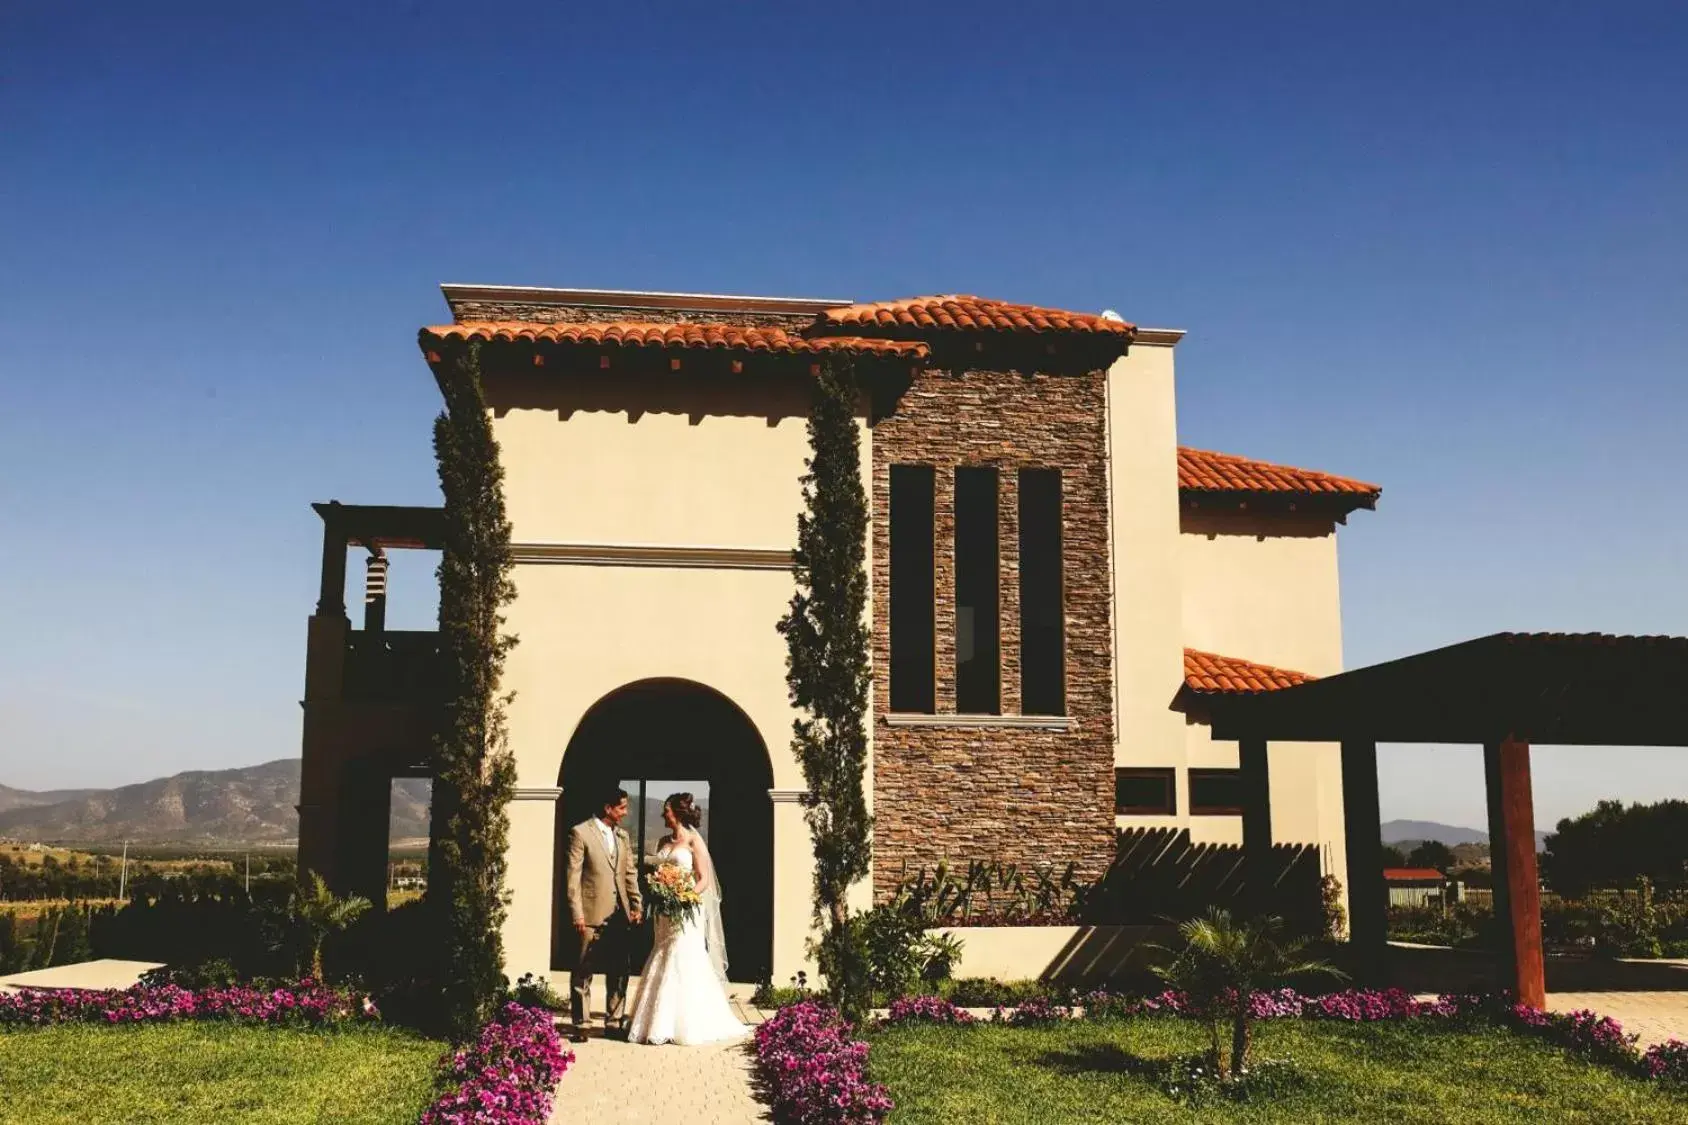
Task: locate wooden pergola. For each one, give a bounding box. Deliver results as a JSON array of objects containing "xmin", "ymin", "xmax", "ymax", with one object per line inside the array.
[{"xmin": 1197, "ymin": 632, "xmax": 1688, "ymax": 1007}]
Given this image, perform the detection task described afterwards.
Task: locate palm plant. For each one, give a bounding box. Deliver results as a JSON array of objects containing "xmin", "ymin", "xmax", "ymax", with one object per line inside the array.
[
  {"xmin": 1153, "ymin": 907, "xmax": 1344, "ymax": 1077},
  {"xmin": 293, "ymin": 872, "xmax": 372, "ymax": 981}
]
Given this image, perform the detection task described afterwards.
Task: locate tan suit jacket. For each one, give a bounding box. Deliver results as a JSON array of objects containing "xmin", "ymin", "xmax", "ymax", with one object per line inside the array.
[{"xmin": 566, "ymin": 818, "xmax": 642, "ymax": 928}]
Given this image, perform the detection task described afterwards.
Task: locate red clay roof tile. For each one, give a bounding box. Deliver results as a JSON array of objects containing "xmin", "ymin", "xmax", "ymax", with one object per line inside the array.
[
  {"xmin": 818, "ymin": 295, "xmax": 1134, "ymax": 336},
  {"xmin": 421, "ymin": 321, "xmax": 929, "ymax": 358},
  {"xmin": 1183, "ymin": 648, "xmax": 1317, "ymax": 696},
  {"xmin": 1383, "ymin": 868, "xmax": 1449, "ymax": 882},
  {"xmin": 1178, "ymin": 447, "xmax": 1380, "ymax": 504}
]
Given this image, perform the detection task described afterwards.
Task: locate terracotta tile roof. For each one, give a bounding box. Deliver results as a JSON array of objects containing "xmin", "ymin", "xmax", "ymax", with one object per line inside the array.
[
  {"xmin": 1178, "ymin": 447, "xmax": 1380, "ymax": 506},
  {"xmin": 1383, "ymin": 868, "xmax": 1449, "ymax": 882},
  {"xmin": 421, "ymin": 321, "xmax": 929, "ymax": 358},
  {"xmin": 1183, "ymin": 648, "xmax": 1317, "ymax": 696},
  {"xmin": 817, "ymin": 295, "xmax": 1134, "ymax": 336}
]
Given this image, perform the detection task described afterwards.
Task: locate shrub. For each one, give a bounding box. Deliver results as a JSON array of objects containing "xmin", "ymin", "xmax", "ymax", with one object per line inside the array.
[
  {"xmin": 855, "ymin": 903, "xmax": 928, "ymax": 1000},
  {"xmin": 419, "ymin": 1002, "xmax": 571, "ymax": 1125},
  {"xmin": 895, "ymin": 859, "xmax": 1089, "ymax": 927},
  {"xmin": 753, "ymin": 1001, "xmax": 892, "ymax": 1124},
  {"xmin": 1643, "ymin": 1039, "xmax": 1688, "ymax": 1083},
  {"xmin": 506, "ymin": 972, "xmax": 567, "ymax": 1013}
]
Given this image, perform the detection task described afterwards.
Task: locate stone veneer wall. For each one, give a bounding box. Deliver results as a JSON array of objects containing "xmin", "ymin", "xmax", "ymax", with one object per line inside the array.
[
  {"xmin": 448, "ymin": 300, "xmax": 817, "ymax": 330},
  {"xmin": 871, "ymin": 366, "xmax": 1116, "ymax": 898}
]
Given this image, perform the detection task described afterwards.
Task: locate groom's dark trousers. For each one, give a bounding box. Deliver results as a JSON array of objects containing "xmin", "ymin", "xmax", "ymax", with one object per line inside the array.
[{"xmin": 571, "ymin": 914, "xmax": 631, "ymax": 1029}]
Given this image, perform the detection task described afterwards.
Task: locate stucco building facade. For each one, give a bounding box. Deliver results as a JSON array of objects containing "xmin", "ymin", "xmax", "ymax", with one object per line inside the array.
[{"xmin": 297, "ymin": 284, "xmax": 1379, "ymax": 984}]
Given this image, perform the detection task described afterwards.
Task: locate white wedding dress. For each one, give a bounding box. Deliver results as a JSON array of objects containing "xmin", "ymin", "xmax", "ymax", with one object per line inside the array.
[{"xmin": 626, "ymin": 842, "xmax": 749, "ymax": 1046}]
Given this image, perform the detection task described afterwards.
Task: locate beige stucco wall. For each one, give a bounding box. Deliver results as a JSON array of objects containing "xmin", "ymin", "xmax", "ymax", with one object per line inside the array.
[
  {"xmin": 1177, "ymin": 507, "xmax": 1349, "ymax": 890},
  {"xmin": 1104, "ymin": 340, "xmax": 1187, "ymax": 774},
  {"xmin": 485, "ymin": 372, "xmax": 872, "ymax": 982},
  {"xmin": 1103, "ymin": 335, "xmax": 1348, "ymax": 892}
]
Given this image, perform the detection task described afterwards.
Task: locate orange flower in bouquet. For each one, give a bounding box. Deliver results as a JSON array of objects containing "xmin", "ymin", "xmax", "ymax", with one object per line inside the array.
[{"xmin": 647, "ymin": 861, "xmax": 703, "ymax": 923}]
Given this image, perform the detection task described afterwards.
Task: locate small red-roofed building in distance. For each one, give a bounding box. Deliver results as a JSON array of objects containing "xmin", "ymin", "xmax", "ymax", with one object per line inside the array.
[{"xmin": 298, "ymin": 282, "xmax": 1380, "ymax": 985}]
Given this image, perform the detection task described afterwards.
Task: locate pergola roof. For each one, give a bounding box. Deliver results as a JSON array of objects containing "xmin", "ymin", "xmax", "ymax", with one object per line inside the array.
[
  {"xmin": 313, "ymin": 502, "xmax": 445, "ymax": 551},
  {"xmin": 1198, "ymin": 632, "xmax": 1688, "ymax": 746}
]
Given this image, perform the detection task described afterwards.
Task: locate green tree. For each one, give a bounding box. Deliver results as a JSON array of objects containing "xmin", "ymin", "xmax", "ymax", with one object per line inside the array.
[
  {"xmin": 427, "ymin": 339, "xmax": 519, "ymax": 1039},
  {"xmin": 777, "ymin": 359, "xmax": 874, "ymax": 1020},
  {"xmin": 1543, "ymin": 799, "xmax": 1688, "ymax": 898},
  {"xmin": 1406, "ymin": 840, "xmax": 1456, "ymax": 873},
  {"xmin": 293, "ymin": 872, "xmax": 372, "ymax": 981},
  {"xmin": 1379, "ymin": 845, "xmax": 1408, "ymax": 869},
  {"xmin": 1154, "ymin": 908, "xmax": 1344, "ymax": 1078}
]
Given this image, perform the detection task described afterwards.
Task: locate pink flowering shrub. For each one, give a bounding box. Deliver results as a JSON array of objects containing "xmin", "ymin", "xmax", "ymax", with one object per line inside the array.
[
  {"xmin": 1643, "ymin": 1039, "xmax": 1688, "ymax": 1082},
  {"xmin": 754, "ymin": 1001, "xmax": 893, "ymax": 1124},
  {"xmin": 418, "ymin": 1003, "xmax": 572, "ymax": 1125},
  {"xmin": 0, "ymin": 980, "xmax": 376, "ymax": 1028},
  {"xmin": 882, "ymin": 995, "xmax": 974, "ymax": 1026}
]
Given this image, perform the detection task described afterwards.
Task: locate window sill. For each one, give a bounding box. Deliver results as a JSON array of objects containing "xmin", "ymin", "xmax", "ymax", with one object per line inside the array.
[{"xmin": 884, "ymin": 713, "xmax": 1074, "ymax": 732}]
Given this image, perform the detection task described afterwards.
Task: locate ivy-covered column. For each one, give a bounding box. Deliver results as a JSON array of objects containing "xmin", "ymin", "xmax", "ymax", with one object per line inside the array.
[
  {"xmin": 426, "ymin": 339, "xmax": 518, "ymax": 1040},
  {"xmin": 778, "ymin": 358, "xmax": 874, "ymax": 1019}
]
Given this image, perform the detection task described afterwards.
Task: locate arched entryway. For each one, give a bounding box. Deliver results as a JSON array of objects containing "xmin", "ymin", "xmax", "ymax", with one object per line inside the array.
[{"xmin": 551, "ymin": 679, "xmax": 775, "ymax": 982}]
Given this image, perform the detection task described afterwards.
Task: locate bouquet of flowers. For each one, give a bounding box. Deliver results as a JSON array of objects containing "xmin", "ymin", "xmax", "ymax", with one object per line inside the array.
[{"xmin": 647, "ymin": 861, "xmax": 703, "ymax": 923}]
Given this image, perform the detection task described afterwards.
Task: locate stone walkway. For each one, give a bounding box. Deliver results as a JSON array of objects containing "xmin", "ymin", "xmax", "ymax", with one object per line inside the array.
[
  {"xmin": 1548, "ymin": 992, "xmax": 1688, "ymax": 1049},
  {"xmin": 548, "ymin": 976, "xmax": 769, "ymax": 1125}
]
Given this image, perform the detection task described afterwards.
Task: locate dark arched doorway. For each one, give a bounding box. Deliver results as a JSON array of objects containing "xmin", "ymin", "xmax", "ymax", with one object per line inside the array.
[{"xmin": 552, "ymin": 679, "xmax": 775, "ymax": 982}]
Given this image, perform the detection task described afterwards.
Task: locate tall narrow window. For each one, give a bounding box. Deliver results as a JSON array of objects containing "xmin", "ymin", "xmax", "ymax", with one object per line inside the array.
[
  {"xmin": 889, "ymin": 465, "xmax": 936, "ymax": 713},
  {"xmin": 1018, "ymin": 468, "xmax": 1064, "ymax": 714},
  {"xmin": 954, "ymin": 466, "xmax": 1000, "ymax": 714}
]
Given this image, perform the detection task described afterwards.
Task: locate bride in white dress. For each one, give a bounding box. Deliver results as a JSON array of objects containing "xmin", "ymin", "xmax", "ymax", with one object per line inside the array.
[{"xmin": 626, "ymin": 793, "xmax": 749, "ymax": 1046}]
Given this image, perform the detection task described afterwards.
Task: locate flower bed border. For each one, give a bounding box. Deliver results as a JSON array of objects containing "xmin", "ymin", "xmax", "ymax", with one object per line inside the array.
[
  {"xmin": 418, "ymin": 1002, "xmax": 572, "ymax": 1125},
  {"xmin": 0, "ymin": 980, "xmax": 377, "ymax": 1027},
  {"xmin": 754, "ymin": 1000, "xmax": 893, "ymax": 1124}
]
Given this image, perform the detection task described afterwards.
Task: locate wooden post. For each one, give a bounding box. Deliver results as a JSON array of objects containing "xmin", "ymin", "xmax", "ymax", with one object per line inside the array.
[
  {"xmin": 1239, "ymin": 737, "xmax": 1272, "ymax": 917},
  {"xmin": 1341, "ymin": 739, "xmax": 1387, "ymax": 979},
  {"xmin": 1485, "ymin": 737, "xmax": 1545, "ymax": 1008},
  {"xmin": 316, "ymin": 512, "xmax": 347, "ymax": 618}
]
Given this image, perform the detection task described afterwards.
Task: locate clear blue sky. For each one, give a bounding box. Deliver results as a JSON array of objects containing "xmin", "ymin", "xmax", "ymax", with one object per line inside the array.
[{"xmin": 2, "ymin": 2, "xmax": 1685, "ymax": 831}]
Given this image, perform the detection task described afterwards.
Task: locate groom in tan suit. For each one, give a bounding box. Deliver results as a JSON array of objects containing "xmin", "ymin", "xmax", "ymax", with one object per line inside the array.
[{"xmin": 566, "ymin": 785, "xmax": 643, "ymax": 1041}]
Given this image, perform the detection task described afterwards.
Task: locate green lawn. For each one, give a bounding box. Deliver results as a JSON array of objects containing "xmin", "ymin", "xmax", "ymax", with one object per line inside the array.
[
  {"xmin": 0, "ymin": 1023, "xmax": 441, "ymax": 1125},
  {"xmin": 867, "ymin": 1019, "xmax": 1688, "ymax": 1124}
]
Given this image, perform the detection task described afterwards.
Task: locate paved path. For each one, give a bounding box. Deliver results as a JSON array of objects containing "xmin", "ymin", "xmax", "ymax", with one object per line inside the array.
[
  {"xmin": 1548, "ymin": 991, "xmax": 1688, "ymax": 1049},
  {"xmin": 0, "ymin": 958, "xmax": 162, "ymax": 992},
  {"xmin": 549, "ymin": 976, "xmax": 769, "ymax": 1125}
]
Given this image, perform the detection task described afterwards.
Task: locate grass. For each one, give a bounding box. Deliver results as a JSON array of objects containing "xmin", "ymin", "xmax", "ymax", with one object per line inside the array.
[
  {"xmin": 866, "ymin": 1019, "xmax": 1688, "ymax": 1124},
  {"xmin": 0, "ymin": 1022, "xmax": 441, "ymax": 1125}
]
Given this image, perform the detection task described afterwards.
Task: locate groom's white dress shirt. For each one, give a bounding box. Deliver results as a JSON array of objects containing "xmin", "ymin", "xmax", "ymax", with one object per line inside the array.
[{"xmin": 596, "ymin": 817, "xmax": 617, "ymax": 862}]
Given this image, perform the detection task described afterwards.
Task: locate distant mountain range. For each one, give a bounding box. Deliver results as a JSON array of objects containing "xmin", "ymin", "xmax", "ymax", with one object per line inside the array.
[
  {"xmin": 0, "ymin": 760, "xmax": 430, "ymax": 845},
  {"xmin": 1383, "ymin": 819, "xmax": 1550, "ymax": 850}
]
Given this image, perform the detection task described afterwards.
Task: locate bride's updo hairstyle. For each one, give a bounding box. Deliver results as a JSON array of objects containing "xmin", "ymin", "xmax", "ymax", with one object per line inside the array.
[{"xmin": 665, "ymin": 792, "xmax": 703, "ymax": 829}]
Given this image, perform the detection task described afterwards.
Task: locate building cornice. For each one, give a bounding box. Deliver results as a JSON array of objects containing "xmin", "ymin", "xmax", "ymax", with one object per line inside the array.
[
  {"xmin": 511, "ymin": 541, "xmax": 794, "ymax": 571},
  {"xmin": 441, "ymin": 283, "xmax": 852, "ymax": 318},
  {"xmin": 1132, "ymin": 327, "xmax": 1186, "ymax": 348}
]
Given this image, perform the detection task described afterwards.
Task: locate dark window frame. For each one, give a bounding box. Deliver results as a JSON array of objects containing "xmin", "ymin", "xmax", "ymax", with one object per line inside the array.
[
  {"xmin": 1017, "ymin": 467, "xmax": 1065, "ymax": 716},
  {"xmin": 953, "ymin": 465, "xmax": 1001, "ymax": 715},
  {"xmin": 888, "ymin": 464, "xmax": 937, "ymax": 714},
  {"xmin": 1189, "ymin": 768, "xmax": 1246, "ymax": 816},
  {"xmin": 1115, "ymin": 767, "xmax": 1177, "ymax": 816}
]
